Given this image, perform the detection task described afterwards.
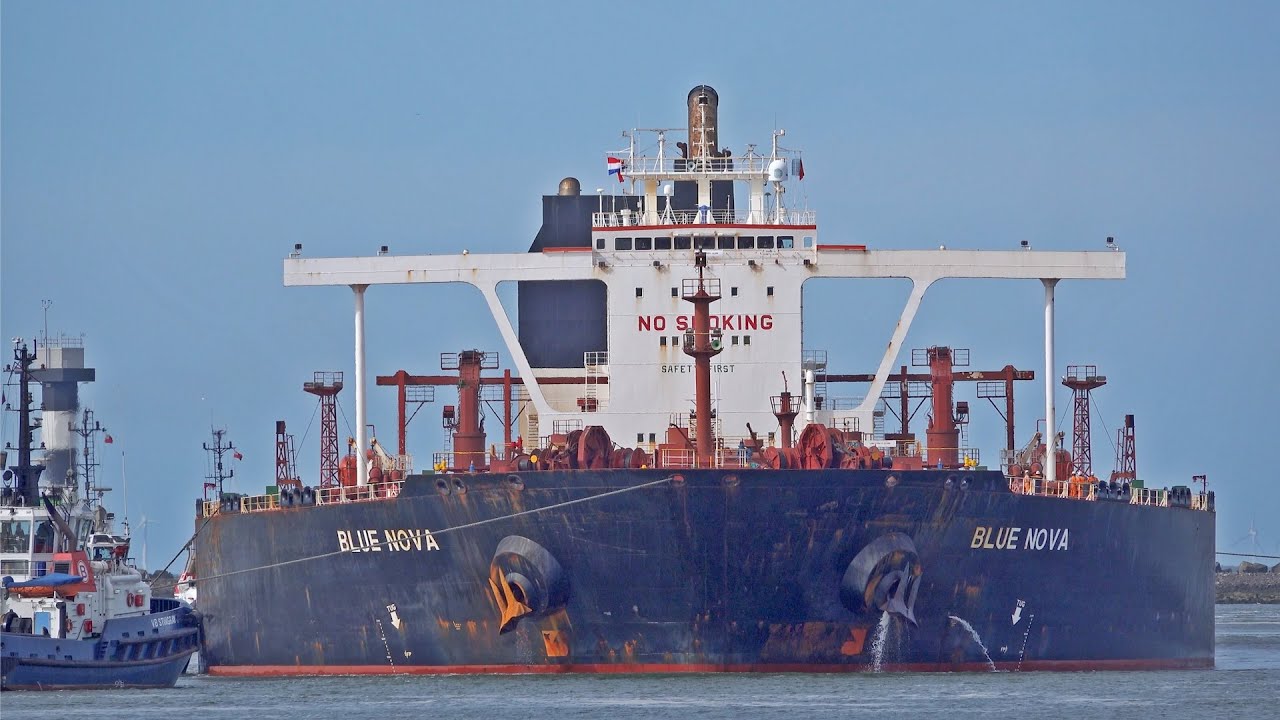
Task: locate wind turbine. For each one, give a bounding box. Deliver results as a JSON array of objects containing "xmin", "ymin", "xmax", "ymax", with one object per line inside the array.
[
  {"xmin": 1232, "ymin": 518, "xmax": 1263, "ymax": 557},
  {"xmin": 135, "ymin": 515, "xmax": 160, "ymax": 573}
]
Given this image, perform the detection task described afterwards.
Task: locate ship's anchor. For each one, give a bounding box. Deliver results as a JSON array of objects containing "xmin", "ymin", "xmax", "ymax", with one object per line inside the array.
[
  {"xmin": 839, "ymin": 532, "xmax": 923, "ymax": 625},
  {"xmin": 488, "ymin": 536, "xmax": 569, "ymax": 633}
]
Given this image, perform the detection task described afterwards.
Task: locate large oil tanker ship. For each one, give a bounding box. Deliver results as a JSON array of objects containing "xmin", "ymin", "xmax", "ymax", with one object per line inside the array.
[{"xmin": 189, "ymin": 86, "xmax": 1215, "ymax": 674}]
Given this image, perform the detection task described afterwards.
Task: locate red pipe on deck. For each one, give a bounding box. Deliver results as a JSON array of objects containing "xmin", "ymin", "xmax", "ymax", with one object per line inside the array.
[
  {"xmin": 925, "ymin": 347, "xmax": 959, "ymax": 468},
  {"xmin": 453, "ymin": 351, "xmax": 487, "ymax": 471}
]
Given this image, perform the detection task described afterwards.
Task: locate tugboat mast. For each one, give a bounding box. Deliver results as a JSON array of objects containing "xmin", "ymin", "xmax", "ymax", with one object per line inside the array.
[{"xmin": 6, "ymin": 340, "xmax": 46, "ymax": 506}]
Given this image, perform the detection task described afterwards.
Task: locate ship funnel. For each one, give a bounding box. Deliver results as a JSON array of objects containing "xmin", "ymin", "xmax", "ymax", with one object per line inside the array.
[{"xmin": 687, "ymin": 85, "xmax": 720, "ymax": 159}]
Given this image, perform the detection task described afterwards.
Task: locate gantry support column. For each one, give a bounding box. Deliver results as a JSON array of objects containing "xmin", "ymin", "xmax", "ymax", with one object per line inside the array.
[
  {"xmin": 353, "ymin": 284, "xmax": 369, "ymax": 486},
  {"xmin": 1043, "ymin": 279, "xmax": 1058, "ymax": 488}
]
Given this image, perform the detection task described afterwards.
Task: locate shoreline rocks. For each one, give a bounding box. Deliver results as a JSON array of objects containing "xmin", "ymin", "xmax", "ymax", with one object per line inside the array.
[{"xmin": 1216, "ymin": 568, "xmax": 1280, "ymax": 604}]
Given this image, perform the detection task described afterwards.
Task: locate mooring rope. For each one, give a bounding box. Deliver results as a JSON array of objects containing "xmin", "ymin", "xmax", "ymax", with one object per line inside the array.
[{"xmin": 151, "ymin": 475, "xmax": 675, "ymax": 590}]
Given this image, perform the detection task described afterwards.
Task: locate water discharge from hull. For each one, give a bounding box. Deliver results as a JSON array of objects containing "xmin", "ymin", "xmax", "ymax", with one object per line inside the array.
[
  {"xmin": 948, "ymin": 615, "xmax": 997, "ymax": 671},
  {"xmin": 870, "ymin": 610, "xmax": 891, "ymax": 672}
]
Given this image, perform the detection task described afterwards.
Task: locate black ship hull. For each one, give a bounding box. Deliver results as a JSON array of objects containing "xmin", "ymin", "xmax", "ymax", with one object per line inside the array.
[{"xmin": 192, "ymin": 469, "xmax": 1214, "ymax": 674}]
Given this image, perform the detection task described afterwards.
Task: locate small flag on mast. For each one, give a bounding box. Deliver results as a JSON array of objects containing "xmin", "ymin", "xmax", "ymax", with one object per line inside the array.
[
  {"xmin": 797, "ymin": 158, "xmax": 805, "ymax": 181},
  {"xmin": 607, "ymin": 156, "xmax": 626, "ymax": 183},
  {"xmin": 104, "ymin": 435, "xmax": 113, "ymax": 444},
  {"xmin": 233, "ymin": 451, "xmax": 243, "ymax": 461}
]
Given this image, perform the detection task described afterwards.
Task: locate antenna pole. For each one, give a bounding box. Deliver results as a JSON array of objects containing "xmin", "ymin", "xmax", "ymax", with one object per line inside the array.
[{"xmin": 203, "ymin": 428, "xmax": 236, "ymax": 498}]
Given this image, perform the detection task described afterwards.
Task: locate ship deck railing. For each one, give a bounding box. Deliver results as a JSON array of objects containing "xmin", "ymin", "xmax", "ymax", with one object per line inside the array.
[
  {"xmin": 591, "ymin": 208, "xmax": 816, "ymax": 229},
  {"xmin": 200, "ymin": 482, "xmax": 406, "ymax": 517},
  {"xmin": 1006, "ymin": 477, "xmax": 1211, "ymax": 510}
]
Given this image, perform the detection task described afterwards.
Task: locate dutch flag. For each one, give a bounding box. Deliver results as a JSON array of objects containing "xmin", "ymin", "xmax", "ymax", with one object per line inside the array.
[{"xmin": 607, "ymin": 156, "xmax": 625, "ymax": 183}]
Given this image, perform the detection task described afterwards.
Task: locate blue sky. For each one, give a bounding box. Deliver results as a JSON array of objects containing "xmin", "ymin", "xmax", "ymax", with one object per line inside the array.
[{"xmin": 3, "ymin": 1, "xmax": 1278, "ymax": 567}]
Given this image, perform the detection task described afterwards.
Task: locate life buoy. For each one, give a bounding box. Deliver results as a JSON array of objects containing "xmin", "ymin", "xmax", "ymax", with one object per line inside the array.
[
  {"xmin": 125, "ymin": 593, "xmax": 133, "ymax": 607},
  {"xmin": 1023, "ymin": 476, "xmax": 1034, "ymax": 494}
]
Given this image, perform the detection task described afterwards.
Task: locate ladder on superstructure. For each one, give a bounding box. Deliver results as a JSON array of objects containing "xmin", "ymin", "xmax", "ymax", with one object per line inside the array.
[{"xmin": 583, "ymin": 351, "xmax": 607, "ymax": 412}]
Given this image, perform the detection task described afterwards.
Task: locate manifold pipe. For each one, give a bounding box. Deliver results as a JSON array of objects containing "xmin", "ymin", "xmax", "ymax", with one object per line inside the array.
[
  {"xmin": 353, "ymin": 284, "xmax": 369, "ymax": 486},
  {"xmin": 1043, "ymin": 279, "xmax": 1058, "ymax": 488}
]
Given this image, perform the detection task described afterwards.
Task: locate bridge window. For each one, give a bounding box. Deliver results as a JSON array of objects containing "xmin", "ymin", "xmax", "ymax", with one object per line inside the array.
[
  {"xmin": 0, "ymin": 520, "xmax": 31, "ymax": 554},
  {"xmin": 671, "ymin": 287, "xmax": 678, "ymax": 297},
  {"xmin": 616, "ymin": 237, "xmax": 633, "ymax": 250},
  {"xmin": 717, "ymin": 237, "xmax": 734, "ymax": 250},
  {"xmin": 737, "ymin": 236, "xmax": 755, "ymax": 249},
  {"xmin": 731, "ymin": 287, "xmax": 738, "ymax": 296},
  {"xmin": 803, "ymin": 236, "xmax": 814, "ymax": 248},
  {"xmin": 595, "ymin": 238, "xmax": 605, "ymax": 249},
  {"xmin": 655, "ymin": 237, "xmax": 672, "ymax": 250},
  {"xmin": 767, "ymin": 286, "xmax": 774, "ymax": 296},
  {"xmin": 635, "ymin": 237, "xmax": 653, "ymax": 250},
  {"xmin": 635, "ymin": 287, "xmax": 643, "ymax": 297},
  {"xmin": 757, "ymin": 236, "xmax": 775, "ymax": 249},
  {"xmin": 649, "ymin": 433, "xmax": 656, "ymax": 443},
  {"xmin": 744, "ymin": 335, "xmax": 752, "ymax": 345},
  {"xmin": 694, "ymin": 236, "xmax": 715, "ymax": 250},
  {"xmin": 674, "ymin": 236, "xmax": 692, "ymax": 250},
  {"xmin": 637, "ymin": 433, "xmax": 644, "ymax": 443},
  {"xmin": 778, "ymin": 236, "xmax": 795, "ymax": 249}
]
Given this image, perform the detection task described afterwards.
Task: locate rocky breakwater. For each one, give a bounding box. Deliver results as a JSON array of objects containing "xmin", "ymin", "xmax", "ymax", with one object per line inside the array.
[{"xmin": 1216, "ymin": 561, "xmax": 1280, "ymax": 603}]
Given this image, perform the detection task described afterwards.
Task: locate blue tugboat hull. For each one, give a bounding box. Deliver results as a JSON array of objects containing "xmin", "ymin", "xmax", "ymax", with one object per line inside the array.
[{"xmin": 1, "ymin": 605, "xmax": 200, "ymax": 690}]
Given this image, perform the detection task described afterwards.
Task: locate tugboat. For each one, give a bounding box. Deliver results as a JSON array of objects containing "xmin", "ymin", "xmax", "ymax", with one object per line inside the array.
[{"xmin": 1, "ymin": 337, "xmax": 200, "ymax": 690}]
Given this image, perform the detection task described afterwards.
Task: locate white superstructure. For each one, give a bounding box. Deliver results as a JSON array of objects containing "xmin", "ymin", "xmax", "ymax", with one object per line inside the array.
[{"xmin": 283, "ymin": 87, "xmax": 1125, "ymax": 487}]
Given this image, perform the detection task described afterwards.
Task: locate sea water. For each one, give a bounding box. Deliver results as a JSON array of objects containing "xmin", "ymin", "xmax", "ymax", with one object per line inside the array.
[{"xmin": 3, "ymin": 605, "xmax": 1277, "ymax": 719}]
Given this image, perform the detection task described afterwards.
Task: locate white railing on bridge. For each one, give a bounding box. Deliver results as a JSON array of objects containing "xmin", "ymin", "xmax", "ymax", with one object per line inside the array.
[{"xmin": 592, "ymin": 208, "xmax": 816, "ymax": 229}]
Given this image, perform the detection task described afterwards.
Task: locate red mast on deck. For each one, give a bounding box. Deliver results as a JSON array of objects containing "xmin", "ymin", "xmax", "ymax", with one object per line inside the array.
[
  {"xmin": 303, "ymin": 371, "xmax": 343, "ymax": 488},
  {"xmin": 1063, "ymin": 365, "xmax": 1107, "ymax": 478},
  {"xmin": 1110, "ymin": 413, "xmax": 1137, "ymax": 484},
  {"xmin": 682, "ymin": 252, "xmax": 722, "ymax": 467},
  {"xmin": 442, "ymin": 350, "xmax": 497, "ymax": 471},
  {"xmin": 924, "ymin": 347, "xmax": 969, "ymax": 468},
  {"xmin": 771, "ymin": 376, "xmax": 799, "ymax": 450}
]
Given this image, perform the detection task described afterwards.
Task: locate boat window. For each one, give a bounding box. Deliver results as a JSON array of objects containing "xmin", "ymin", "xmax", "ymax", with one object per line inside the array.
[
  {"xmin": 717, "ymin": 237, "xmax": 734, "ymax": 250},
  {"xmin": 595, "ymin": 238, "xmax": 605, "ymax": 249},
  {"xmin": 803, "ymin": 236, "xmax": 814, "ymax": 248},
  {"xmin": 737, "ymin": 236, "xmax": 755, "ymax": 249},
  {"xmin": 731, "ymin": 287, "xmax": 738, "ymax": 296},
  {"xmin": 660, "ymin": 336, "xmax": 667, "ymax": 346},
  {"xmin": 616, "ymin": 237, "xmax": 633, "ymax": 250},
  {"xmin": 767, "ymin": 286, "xmax": 774, "ymax": 296},
  {"xmin": 674, "ymin": 236, "xmax": 692, "ymax": 250},
  {"xmin": 694, "ymin": 236, "xmax": 715, "ymax": 250},
  {"xmin": 744, "ymin": 335, "xmax": 751, "ymax": 345},
  {"xmin": 635, "ymin": 237, "xmax": 653, "ymax": 250},
  {"xmin": 655, "ymin": 237, "xmax": 672, "ymax": 250},
  {"xmin": 757, "ymin": 236, "xmax": 775, "ymax": 249},
  {"xmin": 0, "ymin": 520, "xmax": 31, "ymax": 554},
  {"xmin": 32, "ymin": 519, "xmax": 55, "ymax": 554},
  {"xmin": 778, "ymin": 236, "xmax": 795, "ymax": 249},
  {"xmin": 635, "ymin": 287, "xmax": 643, "ymax": 297},
  {"xmin": 732, "ymin": 335, "xmax": 739, "ymax": 345}
]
